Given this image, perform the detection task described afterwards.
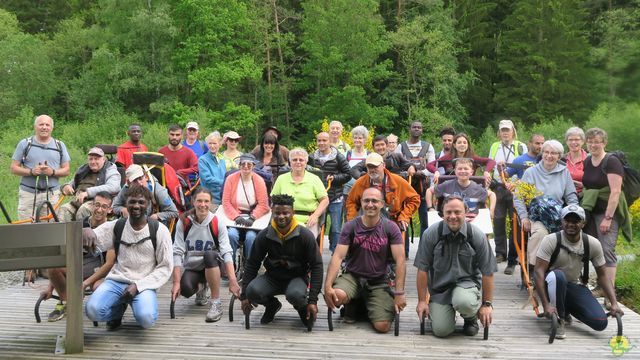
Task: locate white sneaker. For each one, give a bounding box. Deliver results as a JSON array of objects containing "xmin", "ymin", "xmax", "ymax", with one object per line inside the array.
[
  {"xmin": 555, "ymin": 319, "xmax": 566, "ymax": 339},
  {"xmin": 195, "ymin": 285, "xmax": 210, "ymax": 306},
  {"xmin": 205, "ymin": 301, "xmax": 223, "ymax": 322}
]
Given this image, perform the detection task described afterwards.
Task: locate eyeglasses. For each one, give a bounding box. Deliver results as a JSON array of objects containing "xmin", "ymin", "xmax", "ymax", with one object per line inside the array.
[
  {"xmin": 239, "ymin": 161, "xmax": 254, "ymax": 167},
  {"xmin": 291, "ymin": 158, "xmax": 306, "ymax": 163},
  {"xmin": 586, "ymin": 140, "xmax": 604, "ymax": 145},
  {"xmin": 228, "ymin": 138, "xmax": 240, "ymax": 142},
  {"xmin": 92, "ymin": 202, "xmax": 111, "ymax": 210}
]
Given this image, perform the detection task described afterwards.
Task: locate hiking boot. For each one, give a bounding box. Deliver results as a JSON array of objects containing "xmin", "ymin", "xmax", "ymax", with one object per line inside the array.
[
  {"xmin": 195, "ymin": 285, "xmax": 210, "ymax": 306},
  {"xmin": 463, "ymin": 317, "xmax": 479, "ymax": 336},
  {"xmin": 504, "ymin": 264, "xmax": 516, "ymax": 275},
  {"xmin": 205, "ymin": 300, "xmax": 223, "ymax": 323},
  {"xmin": 260, "ymin": 298, "xmax": 282, "ymax": 324},
  {"xmin": 297, "ymin": 306, "xmax": 309, "ymax": 327},
  {"xmin": 47, "ymin": 302, "xmax": 66, "ymax": 322},
  {"xmin": 564, "ymin": 314, "xmax": 572, "ymax": 325},
  {"xmin": 495, "ymin": 254, "xmax": 506, "ymax": 263},
  {"xmin": 555, "ymin": 319, "xmax": 566, "ymax": 339}
]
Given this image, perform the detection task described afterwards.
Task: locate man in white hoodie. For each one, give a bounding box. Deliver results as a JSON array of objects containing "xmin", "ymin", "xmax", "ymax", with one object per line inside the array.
[
  {"xmin": 513, "ymin": 140, "xmax": 578, "ymax": 273},
  {"xmin": 83, "ymin": 184, "xmax": 173, "ymax": 330}
]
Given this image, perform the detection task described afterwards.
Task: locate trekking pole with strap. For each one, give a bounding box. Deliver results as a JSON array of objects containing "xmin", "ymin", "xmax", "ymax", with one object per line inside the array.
[
  {"xmin": 30, "ymin": 174, "xmax": 41, "ymax": 223},
  {"xmin": 318, "ymin": 178, "xmax": 333, "ymax": 252}
]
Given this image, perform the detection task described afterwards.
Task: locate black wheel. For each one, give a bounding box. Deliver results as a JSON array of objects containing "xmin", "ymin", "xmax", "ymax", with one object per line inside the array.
[
  {"xmin": 549, "ymin": 315, "xmax": 558, "ymax": 344},
  {"xmin": 616, "ymin": 313, "xmax": 623, "ymax": 338},
  {"xmin": 229, "ymin": 295, "xmax": 236, "ymax": 322},
  {"xmin": 394, "ymin": 312, "xmax": 399, "ymax": 336},
  {"xmin": 34, "ymin": 294, "xmax": 46, "ymax": 323},
  {"xmin": 170, "ymin": 299, "xmax": 175, "ymax": 319},
  {"xmin": 328, "ymin": 309, "xmax": 334, "ymax": 331},
  {"xmin": 420, "ymin": 313, "xmax": 426, "ymax": 335},
  {"xmin": 483, "ymin": 324, "xmax": 489, "ymax": 340},
  {"xmin": 245, "ymin": 310, "xmax": 251, "ymax": 330}
]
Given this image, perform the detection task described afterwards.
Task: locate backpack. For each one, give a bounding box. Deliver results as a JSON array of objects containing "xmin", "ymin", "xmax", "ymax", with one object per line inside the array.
[
  {"xmin": 21, "ymin": 136, "xmax": 64, "ymax": 166},
  {"xmin": 181, "ymin": 215, "xmax": 220, "ymax": 250},
  {"xmin": 400, "ymin": 141, "xmax": 431, "ymax": 170},
  {"xmin": 488, "ymin": 141, "xmax": 526, "ymax": 161},
  {"xmin": 549, "ymin": 231, "xmax": 590, "ymax": 285},
  {"xmin": 528, "ymin": 195, "xmax": 564, "ymax": 233},
  {"xmin": 596, "ymin": 151, "xmax": 640, "ymax": 204},
  {"xmin": 113, "ymin": 218, "xmax": 160, "ymax": 257}
]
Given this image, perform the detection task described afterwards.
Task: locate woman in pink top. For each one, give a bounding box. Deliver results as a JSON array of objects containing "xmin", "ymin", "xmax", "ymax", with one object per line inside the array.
[
  {"xmin": 222, "ymin": 154, "xmax": 270, "ymax": 260},
  {"xmin": 562, "ymin": 127, "xmax": 587, "ymax": 195}
]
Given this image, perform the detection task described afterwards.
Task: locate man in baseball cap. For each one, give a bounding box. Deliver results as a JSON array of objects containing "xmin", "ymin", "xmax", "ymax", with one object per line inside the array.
[
  {"xmin": 58, "ymin": 146, "xmax": 121, "ymax": 221},
  {"xmin": 183, "ymin": 121, "xmax": 207, "ymax": 158},
  {"xmin": 534, "ymin": 204, "xmax": 623, "ymax": 340}
]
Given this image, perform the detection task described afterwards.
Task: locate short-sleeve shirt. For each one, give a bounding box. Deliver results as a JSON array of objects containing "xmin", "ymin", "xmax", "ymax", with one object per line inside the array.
[
  {"xmin": 339, "ymin": 218, "xmax": 403, "ymax": 280},
  {"xmin": 12, "ymin": 137, "xmax": 71, "ymax": 192},
  {"xmin": 506, "ymin": 153, "xmax": 538, "ymax": 179},
  {"xmin": 537, "ymin": 231, "xmax": 605, "ymax": 284},
  {"xmin": 582, "ymin": 154, "xmax": 624, "ymax": 212},
  {"xmin": 183, "ymin": 140, "xmax": 206, "ymax": 158},
  {"xmin": 434, "ymin": 180, "xmax": 487, "ymax": 213},
  {"xmin": 270, "ymin": 171, "xmax": 328, "ymax": 225},
  {"xmin": 414, "ymin": 222, "xmax": 497, "ymax": 304}
]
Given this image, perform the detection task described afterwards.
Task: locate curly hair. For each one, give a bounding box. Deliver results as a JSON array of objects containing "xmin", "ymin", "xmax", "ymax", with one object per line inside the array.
[
  {"xmin": 271, "ymin": 194, "xmax": 295, "ymax": 207},
  {"xmin": 124, "ymin": 183, "xmax": 152, "ymax": 202}
]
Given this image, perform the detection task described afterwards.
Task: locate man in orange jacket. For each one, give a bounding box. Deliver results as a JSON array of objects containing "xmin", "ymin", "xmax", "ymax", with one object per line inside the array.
[{"xmin": 345, "ymin": 153, "xmax": 420, "ymax": 257}]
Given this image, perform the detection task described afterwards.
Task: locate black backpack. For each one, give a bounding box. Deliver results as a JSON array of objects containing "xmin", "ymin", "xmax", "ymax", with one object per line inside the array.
[
  {"xmin": 21, "ymin": 136, "xmax": 64, "ymax": 166},
  {"xmin": 549, "ymin": 231, "xmax": 590, "ymax": 285},
  {"xmin": 113, "ymin": 218, "xmax": 160, "ymax": 258},
  {"xmin": 599, "ymin": 151, "xmax": 640, "ymax": 204}
]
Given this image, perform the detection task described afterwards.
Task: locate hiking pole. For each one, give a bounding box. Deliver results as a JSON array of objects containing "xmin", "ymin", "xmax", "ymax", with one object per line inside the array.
[
  {"xmin": 318, "ymin": 178, "xmax": 333, "ymax": 252},
  {"xmin": 31, "ymin": 174, "xmax": 41, "ymax": 223}
]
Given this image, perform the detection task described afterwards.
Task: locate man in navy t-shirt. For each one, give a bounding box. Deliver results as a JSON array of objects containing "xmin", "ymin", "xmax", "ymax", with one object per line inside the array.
[{"xmin": 506, "ymin": 134, "xmax": 545, "ymax": 179}]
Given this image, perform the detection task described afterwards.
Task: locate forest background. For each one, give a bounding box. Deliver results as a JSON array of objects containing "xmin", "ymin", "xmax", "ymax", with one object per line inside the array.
[{"xmin": 1, "ymin": 0, "xmax": 640, "ymax": 307}]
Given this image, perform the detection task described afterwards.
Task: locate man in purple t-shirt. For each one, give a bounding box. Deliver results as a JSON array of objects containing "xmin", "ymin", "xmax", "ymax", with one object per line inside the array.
[{"xmin": 324, "ymin": 187, "xmax": 406, "ymax": 333}]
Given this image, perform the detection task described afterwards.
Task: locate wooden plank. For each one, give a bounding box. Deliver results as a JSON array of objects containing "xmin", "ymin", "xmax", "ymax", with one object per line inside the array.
[
  {"xmin": 0, "ymin": 222, "xmax": 72, "ymax": 248},
  {"xmin": 64, "ymin": 221, "xmax": 83, "ymax": 354}
]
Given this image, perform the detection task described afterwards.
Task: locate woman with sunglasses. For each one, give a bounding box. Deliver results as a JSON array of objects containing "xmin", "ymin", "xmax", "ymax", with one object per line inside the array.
[
  {"xmin": 222, "ymin": 153, "xmax": 270, "ymax": 260},
  {"xmin": 222, "ymin": 131, "xmax": 243, "ymax": 171}
]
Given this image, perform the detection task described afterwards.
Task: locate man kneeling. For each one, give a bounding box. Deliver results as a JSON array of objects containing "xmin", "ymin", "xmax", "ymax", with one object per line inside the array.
[
  {"xmin": 240, "ymin": 194, "xmax": 323, "ymax": 327},
  {"xmin": 324, "ymin": 187, "xmax": 406, "ymax": 333},
  {"xmin": 535, "ymin": 204, "xmax": 623, "ymax": 340},
  {"xmin": 83, "ymin": 184, "xmax": 173, "ymax": 329},
  {"xmin": 414, "ymin": 195, "xmax": 496, "ymax": 337}
]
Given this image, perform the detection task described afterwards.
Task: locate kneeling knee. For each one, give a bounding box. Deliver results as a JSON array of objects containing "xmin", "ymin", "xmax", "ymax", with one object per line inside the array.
[
  {"xmin": 372, "ymin": 321, "xmax": 391, "ymax": 333},
  {"xmin": 432, "ymin": 326, "xmax": 455, "ymax": 338},
  {"xmin": 593, "ymin": 319, "xmax": 608, "ymax": 332},
  {"xmin": 136, "ymin": 310, "xmax": 158, "ymax": 329}
]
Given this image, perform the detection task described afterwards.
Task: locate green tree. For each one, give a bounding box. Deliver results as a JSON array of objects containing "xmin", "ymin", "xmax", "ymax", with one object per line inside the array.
[
  {"xmin": 497, "ymin": 0, "xmax": 596, "ymax": 124},
  {"xmin": 296, "ymin": 0, "xmax": 395, "ymax": 140},
  {"xmin": 389, "ymin": 0, "xmax": 472, "ymax": 137}
]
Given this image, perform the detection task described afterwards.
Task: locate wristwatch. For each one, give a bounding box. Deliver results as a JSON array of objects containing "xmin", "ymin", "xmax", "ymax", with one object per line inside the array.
[{"xmin": 482, "ymin": 301, "xmax": 493, "ymax": 308}]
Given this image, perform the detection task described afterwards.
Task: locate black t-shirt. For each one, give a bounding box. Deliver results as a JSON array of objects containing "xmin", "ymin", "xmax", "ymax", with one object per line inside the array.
[
  {"xmin": 582, "ymin": 154, "xmax": 624, "ymax": 190},
  {"xmin": 582, "ymin": 153, "xmax": 624, "ymax": 213}
]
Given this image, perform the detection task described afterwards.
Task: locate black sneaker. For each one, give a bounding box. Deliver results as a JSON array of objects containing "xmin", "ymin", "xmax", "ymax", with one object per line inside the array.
[
  {"xmin": 504, "ymin": 264, "xmax": 516, "ymax": 275},
  {"xmin": 107, "ymin": 318, "xmax": 122, "ymax": 331},
  {"xmin": 260, "ymin": 298, "xmax": 282, "ymax": 324},
  {"xmin": 463, "ymin": 317, "xmax": 479, "ymax": 336}
]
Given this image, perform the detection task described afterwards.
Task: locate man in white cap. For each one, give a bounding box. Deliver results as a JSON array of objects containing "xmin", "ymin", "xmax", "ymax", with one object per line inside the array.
[
  {"xmin": 58, "ymin": 146, "xmax": 121, "ymax": 221},
  {"xmin": 183, "ymin": 121, "xmax": 207, "ymax": 158},
  {"xmin": 535, "ymin": 204, "xmax": 623, "ymax": 340},
  {"xmin": 487, "ymin": 119, "xmax": 528, "ymax": 265},
  {"xmin": 345, "ymin": 153, "xmax": 420, "ymax": 257},
  {"xmin": 158, "ymin": 124, "xmax": 199, "ymax": 180},
  {"xmin": 111, "ymin": 164, "xmax": 178, "ymax": 223}
]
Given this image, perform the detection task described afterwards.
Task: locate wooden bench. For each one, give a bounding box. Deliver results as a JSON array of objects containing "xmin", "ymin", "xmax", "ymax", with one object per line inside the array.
[{"xmin": 0, "ymin": 221, "xmax": 83, "ymax": 354}]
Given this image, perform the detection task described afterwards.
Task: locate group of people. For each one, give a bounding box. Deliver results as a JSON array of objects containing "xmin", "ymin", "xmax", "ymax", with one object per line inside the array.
[{"xmin": 9, "ymin": 114, "xmax": 626, "ymax": 339}]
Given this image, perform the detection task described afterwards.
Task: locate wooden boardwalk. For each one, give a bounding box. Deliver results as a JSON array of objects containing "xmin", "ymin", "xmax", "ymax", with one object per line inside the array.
[{"xmin": 0, "ymin": 241, "xmax": 638, "ymax": 359}]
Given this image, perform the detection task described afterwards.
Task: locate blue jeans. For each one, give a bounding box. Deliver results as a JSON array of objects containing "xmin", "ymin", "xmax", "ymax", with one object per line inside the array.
[
  {"xmin": 545, "ymin": 270, "xmax": 608, "ymax": 331},
  {"xmin": 328, "ymin": 202, "xmax": 343, "ymax": 252},
  {"xmin": 85, "ymin": 279, "xmax": 158, "ymax": 329},
  {"xmin": 228, "ymin": 227, "xmax": 257, "ymax": 260}
]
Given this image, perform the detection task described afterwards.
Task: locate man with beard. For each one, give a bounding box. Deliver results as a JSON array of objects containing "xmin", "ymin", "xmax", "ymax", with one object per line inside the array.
[
  {"xmin": 345, "ymin": 153, "xmax": 420, "ymax": 258},
  {"xmin": 324, "ymin": 187, "xmax": 406, "ymax": 333},
  {"xmin": 158, "ymin": 124, "xmax": 199, "ymax": 180},
  {"xmin": 84, "ymin": 184, "xmax": 173, "ymax": 330}
]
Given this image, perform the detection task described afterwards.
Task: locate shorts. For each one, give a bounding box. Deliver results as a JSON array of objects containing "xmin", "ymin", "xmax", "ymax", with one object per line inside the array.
[{"xmin": 333, "ymin": 272, "xmax": 394, "ymax": 322}]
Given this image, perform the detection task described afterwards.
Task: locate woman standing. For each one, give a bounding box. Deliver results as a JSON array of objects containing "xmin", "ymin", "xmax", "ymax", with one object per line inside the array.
[
  {"xmin": 582, "ymin": 128, "xmax": 631, "ymax": 293},
  {"xmin": 271, "ymin": 148, "xmax": 329, "ymax": 238},
  {"xmin": 563, "ymin": 127, "xmax": 587, "ymax": 196},
  {"xmin": 221, "ymin": 131, "xmax": 243, "ymax": 171},
  {"xmin": 199, "ymin": 132, "xmax": 226, "ymax": 204}
]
